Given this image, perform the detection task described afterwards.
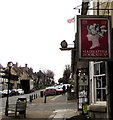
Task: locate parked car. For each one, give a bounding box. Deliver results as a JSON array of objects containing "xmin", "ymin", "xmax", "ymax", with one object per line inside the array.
[
  {"xmin": 29, "ymin": 88, "xmax": 35, "ymax": 93},
  {"xmin": 2, "ymin": 89, "xmax": 11, "ymax": 97},
  {"xmin": 43, "ymin": 87, "xmax": 56, "ymax": 96},
  {"xmin": 11, "ymin": 89, "xmax": 18, "ymax": 96},
  {"xmin": 17, "ymin": 89, "xmax": 24, "ymax": 95},
  {"xmin": 55, "ymin": 86, "xmax": 63, "ymax": 94}
]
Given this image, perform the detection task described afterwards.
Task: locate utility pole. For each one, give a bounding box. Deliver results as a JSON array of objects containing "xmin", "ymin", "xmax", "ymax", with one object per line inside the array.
[{"xmin": 5, "ymin": 62, "xmax": 13, "ymax": 116}]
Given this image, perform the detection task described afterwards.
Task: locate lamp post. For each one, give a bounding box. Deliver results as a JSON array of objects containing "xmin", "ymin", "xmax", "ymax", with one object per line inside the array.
[{"xmin": 5, "ymin": 62, "xmax": 13, "ymax": 116}]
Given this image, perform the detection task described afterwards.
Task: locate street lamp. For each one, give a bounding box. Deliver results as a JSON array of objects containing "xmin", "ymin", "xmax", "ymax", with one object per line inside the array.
[{"xmin": 5, "ymin": 62, "xmax": 13, "ymax": 116}]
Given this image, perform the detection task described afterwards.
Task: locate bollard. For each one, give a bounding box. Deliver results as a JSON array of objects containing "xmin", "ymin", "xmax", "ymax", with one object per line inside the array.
[
  {"xmin": 44, "ymin": 95, "xmax": 47, "ymax": 103},
  {"xmin": 40, "ymin": 91, "xmax": 43, "ymax": 97},
  {"xmin": 30, "ymin": 95, "xmax": 32, "ymax": 102},
  {"xmin": 36, "ymin": 94, "xmax": 37, "ymax": 98},
  {"xmin": 32, "ymin": 94, "xmax": 33, "ymax": 100}
]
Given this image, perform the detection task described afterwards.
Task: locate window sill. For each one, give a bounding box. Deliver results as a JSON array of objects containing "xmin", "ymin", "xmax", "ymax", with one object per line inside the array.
[{"xmin": 88, "ymin": 103, "xmax": 107, "ymax": 112}]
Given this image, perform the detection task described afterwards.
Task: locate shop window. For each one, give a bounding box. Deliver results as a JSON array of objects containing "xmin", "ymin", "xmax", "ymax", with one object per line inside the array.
[
  {"xmin": 100, "ymin": 62, "xmax": 105, "ymax": 74},
  {"xmin": 94, "ymin": 62, "xmax": 105, "ymax": 75},
  {"xmin": 95, "ymin": 76, "xmax": 106, "ymax": 101},
  {"xmin": 94, "ymin": 62, "xmax": 106, "ymax": 102}
]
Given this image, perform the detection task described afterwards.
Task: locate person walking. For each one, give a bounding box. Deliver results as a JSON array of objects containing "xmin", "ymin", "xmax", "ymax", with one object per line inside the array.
[{"xmin": 62, "ymin": 85, "xmax": 66, "ymax": 95}]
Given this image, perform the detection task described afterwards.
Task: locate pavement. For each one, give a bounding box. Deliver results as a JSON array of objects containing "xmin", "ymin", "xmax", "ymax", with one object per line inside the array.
[{"xmin": 1, "ymin": 93, "xmax": 80, "ymax": 120}]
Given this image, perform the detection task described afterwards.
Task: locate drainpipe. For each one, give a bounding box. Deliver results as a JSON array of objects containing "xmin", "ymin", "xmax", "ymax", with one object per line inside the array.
[{"xmin": 97, "ymin": 0, "xmax": 99, "ymax": 15}]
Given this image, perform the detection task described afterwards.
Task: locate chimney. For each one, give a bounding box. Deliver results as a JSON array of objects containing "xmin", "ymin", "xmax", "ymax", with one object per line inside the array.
[
  {"xmin": 15, "ymin": 62, "xmax": 18, "ymax": 67},
  {"xmin": 30, "ymin": 67, "xmax": 33, "ymax": 72},
  {"xmin": 25, "ymin": 64, "xmax": 28, "ymax": 68}
]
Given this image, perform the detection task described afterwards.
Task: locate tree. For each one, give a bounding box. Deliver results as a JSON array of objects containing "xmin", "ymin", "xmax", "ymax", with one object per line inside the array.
[
  {"xmin": 46, "ymin": 70, "xmax": 54, "ymax": 79},
  {"xmin": 36, "ymin": 69, "xmax": 55, "ymax": 86},
  {"xmin": 45, "ymin": 70, "xmax": 55, "ymax": 85},
  {"xmin": 36, "ymin": 70, "xmax": 42, "ymax": 86},
  {"xmin": 58, "ymin": 78, "xmax": 64, "ymax": 84},
  {"xmin": 58, "ymin": 65, "xmax": 71, "ymax": 84},
  {"xmin": 63, "ymin": 65, "xmax": 71, "ymax": 84}
]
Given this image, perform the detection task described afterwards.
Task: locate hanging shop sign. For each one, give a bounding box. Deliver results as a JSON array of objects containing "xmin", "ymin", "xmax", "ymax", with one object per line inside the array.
[{"xmin": 77, "ymin": 15, "xmax": 112, "ymax": 60}]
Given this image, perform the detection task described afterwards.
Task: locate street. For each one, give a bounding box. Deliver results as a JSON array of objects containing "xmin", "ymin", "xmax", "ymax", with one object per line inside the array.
[
  {"xmin": 1, "ymin": 90, "xmax": 78, "ymax": 119},
  {"xmin": 0, "ymin": 90, "xmax": 41, "ymax": 113},
  {"xmin": 27, "ymin": 94, "xmax": 77, "ymax": 110}
]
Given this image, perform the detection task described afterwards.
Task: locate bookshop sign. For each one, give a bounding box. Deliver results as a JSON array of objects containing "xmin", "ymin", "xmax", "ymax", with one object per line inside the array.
[{"xmin": 77, "ymin": 15, "xmax": 112, "ymax": 60}]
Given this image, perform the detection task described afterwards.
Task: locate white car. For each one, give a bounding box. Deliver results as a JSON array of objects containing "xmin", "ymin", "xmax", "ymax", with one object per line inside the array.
[
  {"xmin": 17, "ymin": 89, "xmax": 24, "ymax": 95},
  {"xmin": 55, "ymin": 86, "xmax": 63, "ymax": 94},
  {"xmin": 2, "ymin": 89, "xmax": 11, "ymax": 97}
]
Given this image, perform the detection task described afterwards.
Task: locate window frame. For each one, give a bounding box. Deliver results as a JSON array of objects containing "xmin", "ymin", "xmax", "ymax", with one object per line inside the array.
[{"xmin": 93, "ymin": 61, "xmax": 107, "ymax": 104}]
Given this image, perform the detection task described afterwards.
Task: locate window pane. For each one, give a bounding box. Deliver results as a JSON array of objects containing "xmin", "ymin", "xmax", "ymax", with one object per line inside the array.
[
  {"xmin": 96, "ymin": 76, "xmax": 106, "ymax": 88},
  {"xmin": 102, "ymin": 76, "xmax": 106, "ymax": 87},
  {"xmin": 96, "ymin": 89, "xmax": 101, "ymax": 101},
  {"xmin": 96, "ymin": 77, "xmax": 101, "ymax": 88},
  {"xmin": 96, "ymin": 89, "xmax": 106, "ymax": 101},
  {"xmin": 95, "ymin": 75, "xmax": 106, "ymax": 102},
  {"xmin": 94, "ymin": 64, "xmax": 99, "ymax": 75},
  {"xmin": 100, "ymin": 62, "xmax": 105, "ymax": 74},
  {"xmin": 103, "ymin": 89, "xmax": 106, "ymax": 101}
]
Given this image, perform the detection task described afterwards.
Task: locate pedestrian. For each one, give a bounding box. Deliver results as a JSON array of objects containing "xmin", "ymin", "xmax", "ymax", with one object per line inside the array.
[
  {"xmin": 62, "ymin": 85, "xmax": 66, "ymax": 95},
  {"xmin": 70, "ymin": 84, "xmax": 73, "ymax": 91},
  {"xmin": 67, "ymin": 85, "xmax": 70, "ymax": 92}
]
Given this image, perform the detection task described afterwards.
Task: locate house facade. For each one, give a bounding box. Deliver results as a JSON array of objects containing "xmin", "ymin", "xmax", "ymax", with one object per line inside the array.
[
  {"xmin": 12, "ymin": 63, "xmax": 37, "ymax": 93},
  {"xmin": 70, "ymin": 1, "xmax": 113, "ymax": 119},
  {"xmin": 0, "ymin": 63, "xmax": 37, "ymax": 93},
  {"xmin": 0, "ymin": 63, "xmax": 18, "ymax": 90},
  {"xmin": 0, "ymin": 62, "xmax": 55, "ymax": 93},
  {"xmin": 87, "ymin": 1, "xmax": 113, "ymax": 119}
]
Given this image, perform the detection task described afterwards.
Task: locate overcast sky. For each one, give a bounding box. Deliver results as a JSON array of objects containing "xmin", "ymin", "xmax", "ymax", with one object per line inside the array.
[{"xmin": 0, "ymin": 0, "xmax": 82, "ymax": 82}]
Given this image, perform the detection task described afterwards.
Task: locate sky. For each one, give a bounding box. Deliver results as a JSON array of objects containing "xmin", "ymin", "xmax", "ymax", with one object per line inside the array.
[{"xmin": 0, "ymin": 0, "xmax": 82, "ymax": 82}]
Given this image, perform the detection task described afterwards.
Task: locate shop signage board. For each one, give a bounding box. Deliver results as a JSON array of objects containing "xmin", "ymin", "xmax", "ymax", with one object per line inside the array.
[
  {"xmin": 79, "ymin": 75, "xmax": 88, "ymax": 86},
  {"xmin": 77, "ymin": 15, "xmax": 112, "ymax": 61}
]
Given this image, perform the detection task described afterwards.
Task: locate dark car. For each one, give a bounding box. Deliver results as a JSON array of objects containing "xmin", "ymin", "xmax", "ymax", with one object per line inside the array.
[
  {"xmin": 11, "ymin": 89, "xmax": 18, "ymax": 96},
  {"xmin": 29, "ymin": 88, "xmax": 35, "ymax": 93}
]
